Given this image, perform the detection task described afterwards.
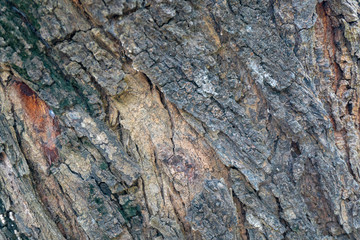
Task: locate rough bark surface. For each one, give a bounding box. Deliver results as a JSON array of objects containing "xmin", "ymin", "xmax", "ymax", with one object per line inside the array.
[{"xmin": 1, "ymin": 0, "xmax": 360, "ymax": 239}]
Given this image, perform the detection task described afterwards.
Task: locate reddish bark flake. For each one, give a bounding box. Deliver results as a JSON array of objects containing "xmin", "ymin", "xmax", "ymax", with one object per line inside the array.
[{"xmin": 12, "ymin": 81, "xmax": 60, "ymax": 165}]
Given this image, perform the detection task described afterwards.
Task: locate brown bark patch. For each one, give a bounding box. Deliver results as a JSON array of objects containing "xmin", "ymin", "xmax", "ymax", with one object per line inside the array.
[
  {"xmin": 315, "ymin": 2, "xmax": 341, "ymax": 93},
  {"xmin": 11, "ymin": 80, "xmax": 60, "ymax": 165}
]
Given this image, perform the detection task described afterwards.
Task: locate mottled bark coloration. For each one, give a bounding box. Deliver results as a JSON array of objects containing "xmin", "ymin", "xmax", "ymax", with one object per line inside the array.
[{"xmin": 1, "ymin": 0, "xmax": 360, "ymax": 239}]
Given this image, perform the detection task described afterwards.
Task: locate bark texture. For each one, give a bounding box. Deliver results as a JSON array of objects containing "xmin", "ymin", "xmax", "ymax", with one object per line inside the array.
[{"xmin": 0, "ymin": 0, "xmax": 360, "ymax": 239}]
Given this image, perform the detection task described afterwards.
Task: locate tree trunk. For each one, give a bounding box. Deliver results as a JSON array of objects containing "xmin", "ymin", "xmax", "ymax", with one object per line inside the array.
[{"xmin": 0, "ymin": 0, "xmax": 359, "ymax": 239}]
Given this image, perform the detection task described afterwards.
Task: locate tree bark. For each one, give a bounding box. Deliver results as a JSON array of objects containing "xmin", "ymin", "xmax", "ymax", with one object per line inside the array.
[{"xmin": 0, "ymin": 0, "xmax": 360, "ymax": 239}]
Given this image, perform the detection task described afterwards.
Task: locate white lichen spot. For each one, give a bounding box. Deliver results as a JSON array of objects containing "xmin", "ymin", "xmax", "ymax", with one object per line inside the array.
[
  {"xmin": 246, "ymin": 213, "xmax": 263, "ymax": 231},
  {"xmin": 94, "ymin": 132, "xmax": 109, "ymax": 145},
  {"xmin": 249, "ymin": 59, "xmax": 277, "ymax": 88},
  {"xmin": 0, "ymin": 214, "xmax": 6, "ymax": 224},
  {"xmin": 193, "ymin": 68, "xmax": 217, "ymax": 96},
  {"xmin": 266, "ymin": 76, "xmax": 278, "ymax": 88},
  {"xmin": 14, "ymin": 229, "xmax": 21, "ymax": 240},
  {"xmin": 9, "ymin": 211, "xmax": 14, "ymax": 221}
]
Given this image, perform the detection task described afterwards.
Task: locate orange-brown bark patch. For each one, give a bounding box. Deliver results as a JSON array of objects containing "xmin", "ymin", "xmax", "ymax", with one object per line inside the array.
[
  {"xmin": 11, "ymin": 81, "xmax": 60, "ymax": 165},
  {"xmin": 315, "ymin": 3, "xmax": 342, "ymax": 93}
]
